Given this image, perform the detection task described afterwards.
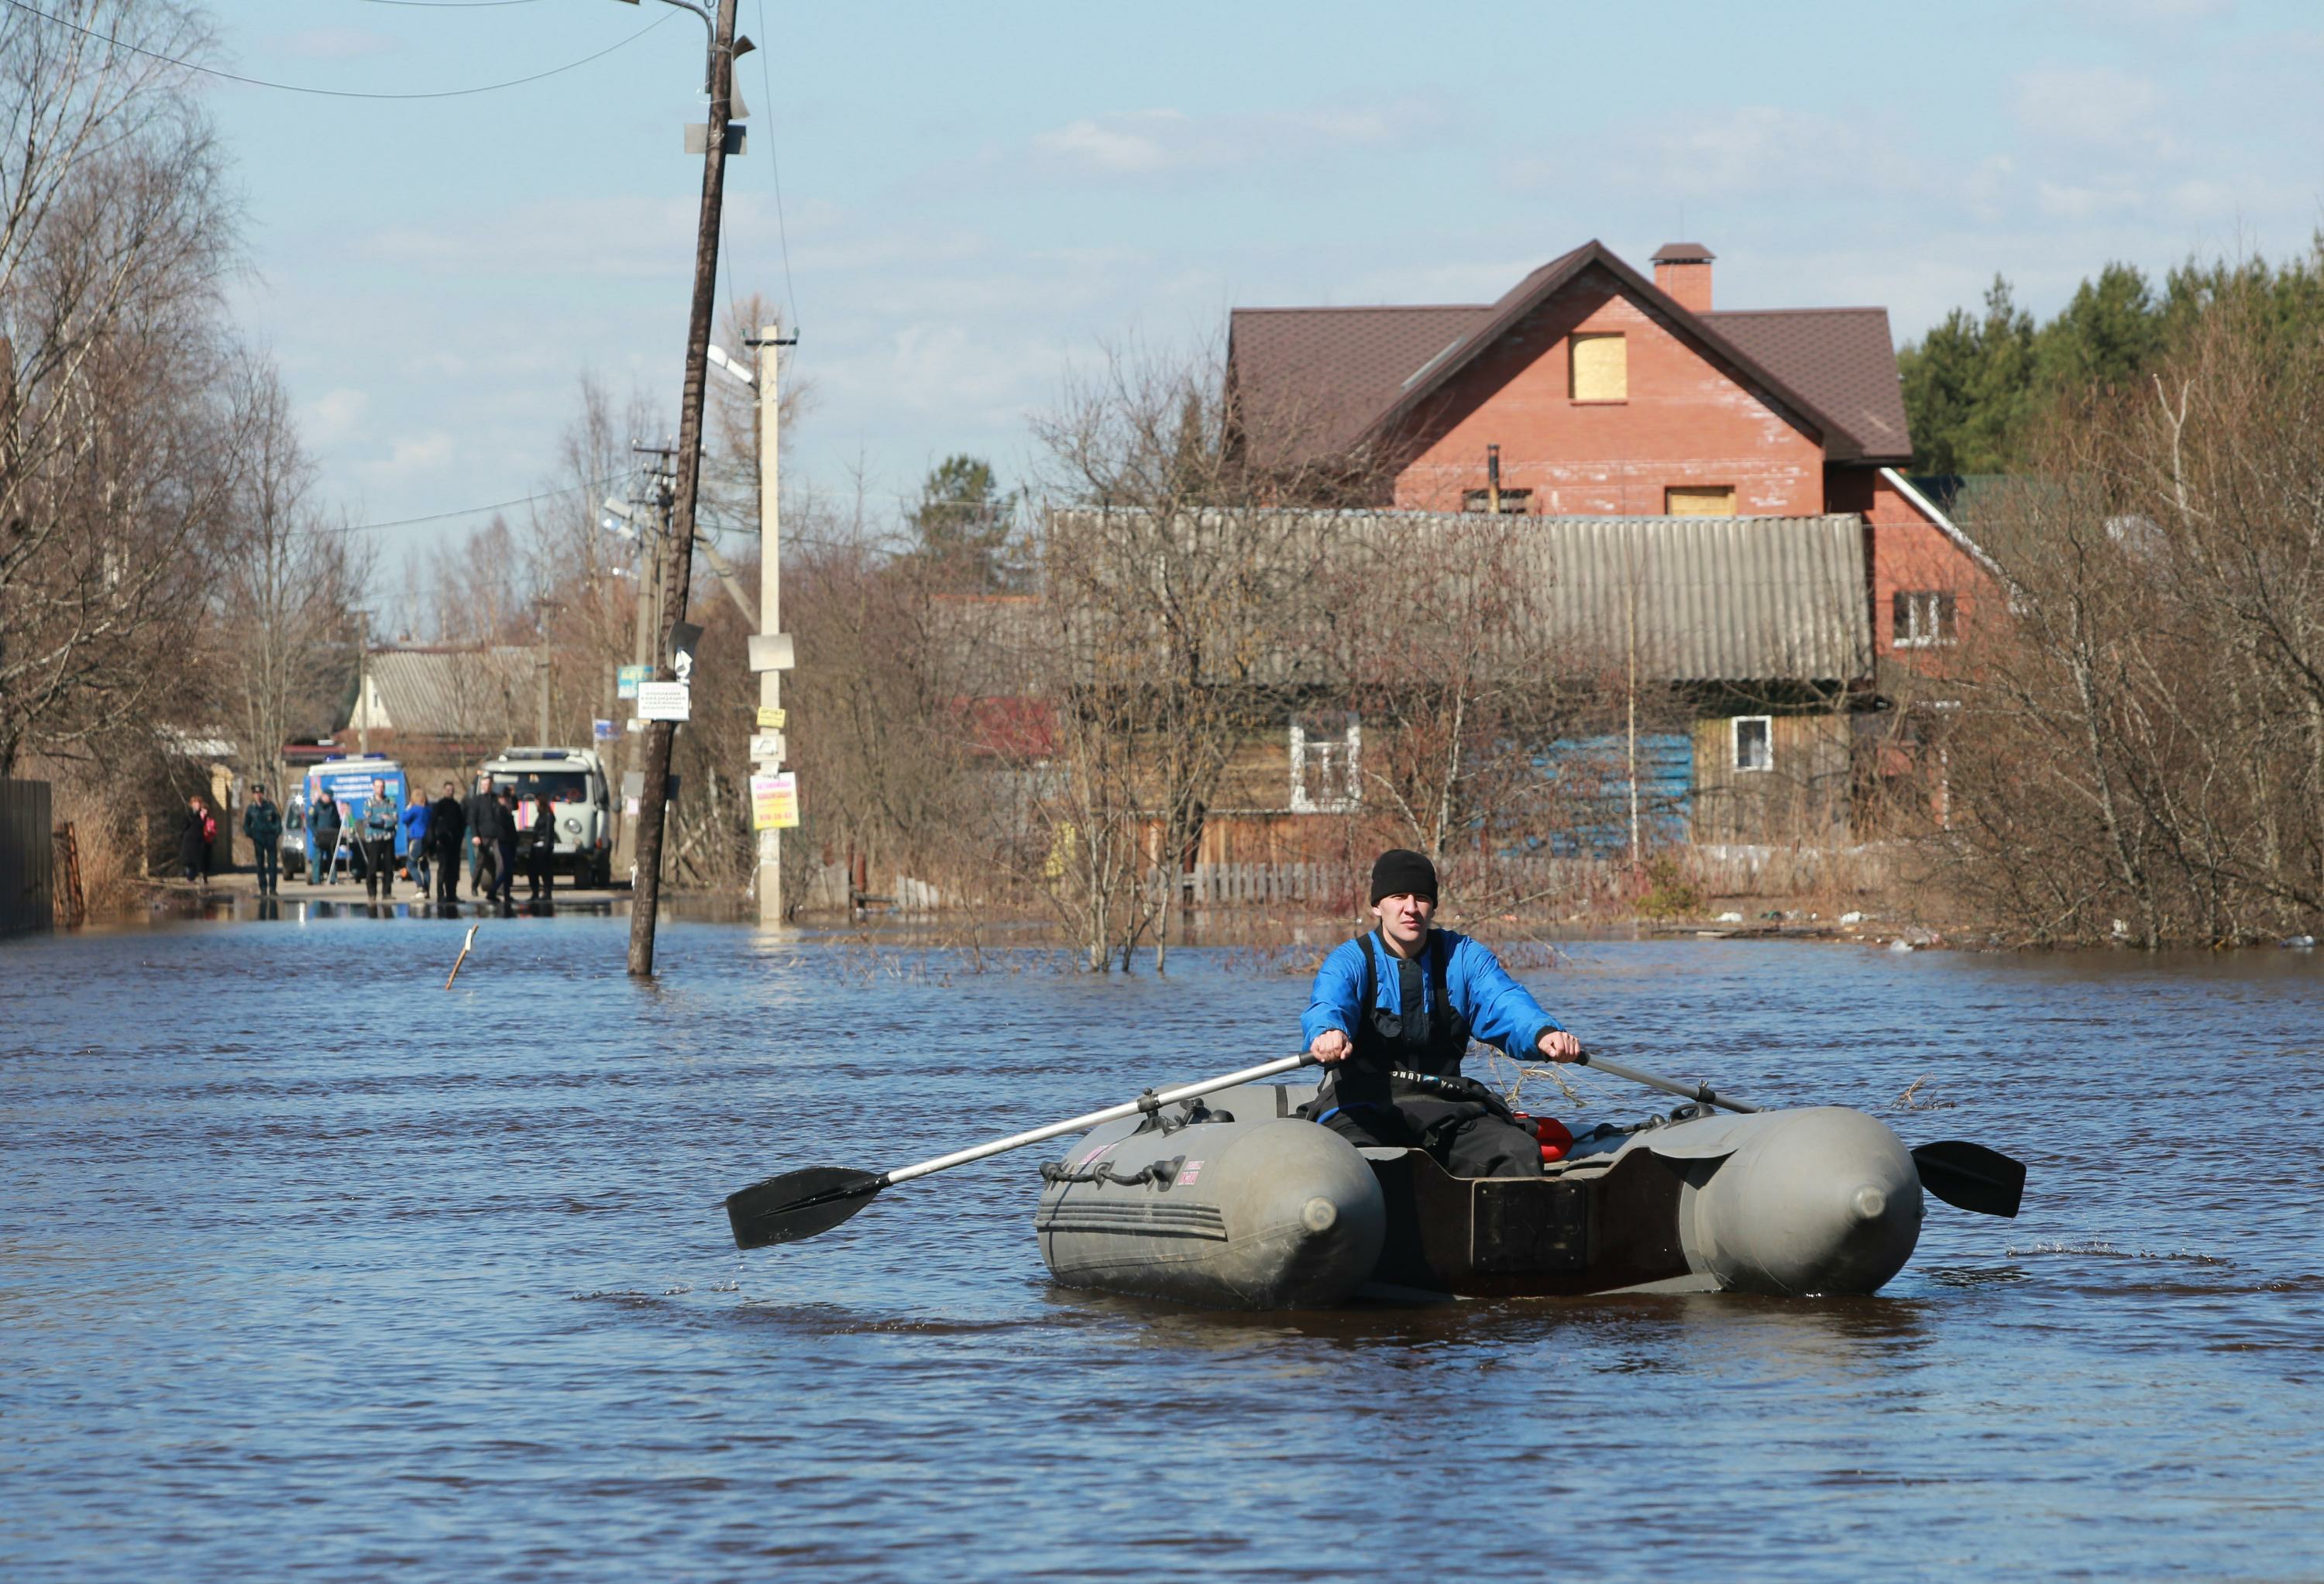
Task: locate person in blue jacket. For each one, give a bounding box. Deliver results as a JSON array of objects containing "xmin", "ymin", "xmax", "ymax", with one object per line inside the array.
[
  {"xmin": 1301, "ymin": 848, "xmax": 1583, "ymax": 1178},
  {"xmin": 398, "ymin": 789, "xmax": 433, "ymax": 899}
]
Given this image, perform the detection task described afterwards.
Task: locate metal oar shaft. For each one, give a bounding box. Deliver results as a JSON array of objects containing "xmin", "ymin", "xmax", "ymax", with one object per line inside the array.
[
  {"xmin": 1580, "ymin": 1053, "xmax": 1761, "ymax": 1115},
  {"xmin": 882, "ymin": 1053, "xmax": 1315, "ymax": 1187}
]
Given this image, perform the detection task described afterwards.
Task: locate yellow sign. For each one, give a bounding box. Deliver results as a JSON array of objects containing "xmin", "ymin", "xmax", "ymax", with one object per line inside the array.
[
  {"xmin": 755, "ymin": 706, "xmax": 786, "ymax": 730},
  {"xmin": 751, "ymin": 771, "xmax": 799, "ymax": 831}
]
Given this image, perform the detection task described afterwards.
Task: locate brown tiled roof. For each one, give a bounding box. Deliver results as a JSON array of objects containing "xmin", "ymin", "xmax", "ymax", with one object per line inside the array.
[
  {"xmin": 1702, "ymin": 308, "xmax": 1910, "ymax": 464},
  {"xmin": 1226, "ymin": 241, "xmax": 1911, "ymax": 469},
  {"xmin": 1227, "ymin": 302, "xmax": 1487, "ymax": 462},
  {"xmin": 1650, "ymin": 242, "xmax": 1716, "ymax": 263}
]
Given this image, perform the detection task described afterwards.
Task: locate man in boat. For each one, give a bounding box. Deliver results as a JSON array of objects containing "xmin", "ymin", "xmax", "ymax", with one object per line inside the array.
[{"xmin": 1301, "ymin": 848, "xmax": 1582, "ymax": 1178}]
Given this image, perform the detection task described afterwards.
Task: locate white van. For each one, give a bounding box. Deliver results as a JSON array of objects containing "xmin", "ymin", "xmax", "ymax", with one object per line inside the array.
[{"xmin": 480, "ymin": 747, "xmax": 614, "ymax": 886}]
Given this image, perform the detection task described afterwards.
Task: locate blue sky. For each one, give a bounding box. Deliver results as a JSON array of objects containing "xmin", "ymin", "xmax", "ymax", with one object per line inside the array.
[{"xmin": 194, "ymin": 0, "xmax": 2320, "ymax": 572}]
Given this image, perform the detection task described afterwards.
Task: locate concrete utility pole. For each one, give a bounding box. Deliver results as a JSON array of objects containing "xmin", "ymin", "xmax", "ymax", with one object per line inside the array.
[
  {"xmin": 753, "ymin": 324, "xmax": 782, "ymax": 923},
  {"xmin": 627, "ymin": 0, "xmax": 741, "ymax": 978}
]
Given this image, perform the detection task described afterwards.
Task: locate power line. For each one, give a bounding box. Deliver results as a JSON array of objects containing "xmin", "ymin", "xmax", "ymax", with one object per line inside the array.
[
  {"xmin": 2, "ymin": 0, "xmax": 671, "ymax": 99},
  {"xmin": 755, "ymin": 0, "xmax": 800, "ymax": 335},
  {"xmin": 328, "ymin": 474, "xmax": 622, "ymax": 535}
]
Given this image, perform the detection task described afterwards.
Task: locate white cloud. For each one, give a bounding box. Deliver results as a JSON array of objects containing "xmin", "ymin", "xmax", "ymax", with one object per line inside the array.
[
  {"xmin": 2013, "ymin": 67, "xmax": 2166, "ymax": 145},
  {"xmin": 366, "ymin": 431, "xmax": 456, "ymax": 479},
  {"xmin": 280, "ymin": 28, "xmax": 396, "ymax": 62},
  {"xmin": 2059, "ymin": 0, "xmax": 2230, "ymax": 20},
  {"xmin": 304, "ymin": 387, "xmax": 369, "ymax": 443},
  {"xmin": 2037, "ymin": 180, "xmax": 2147, "ymax": 220},
  {"xmin": 1026, "ymin": 98, "xmax": 1446, "ymax": 180},
  {"xmin": 1588, "ymin": 106, "xmax": 1916, "ymax": 201}
]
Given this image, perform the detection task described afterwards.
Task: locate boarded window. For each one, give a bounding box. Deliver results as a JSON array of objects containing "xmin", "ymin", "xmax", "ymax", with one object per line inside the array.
[
  {"xmin": 1732, "ymin": 716, "xmax": 1772, "ymax": 773},
  {"xmin": 1570, "ymin": 333, "xmax": 1627, "ymax": 401},
  {"xmin": 1892, "ymin": 591, "xmax": 1958, "ymax": 647},
  {"xmin": 1665, "ymin": 486, "xmax": 1737, "ymax": 517},
  {"xmin": 1462, "ymin": 487, "xmax": 1533, "ymax": 514}
]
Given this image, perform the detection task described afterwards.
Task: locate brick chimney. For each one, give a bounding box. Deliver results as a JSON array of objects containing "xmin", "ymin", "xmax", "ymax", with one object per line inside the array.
[{"xmin": 1651, "ymin": 242, "xmax": 1714, "ymax": 313}]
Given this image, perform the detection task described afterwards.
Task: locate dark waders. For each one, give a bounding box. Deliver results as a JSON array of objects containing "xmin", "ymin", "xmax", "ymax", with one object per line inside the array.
[{"xmin": 1308, "ymin": 930, "xmax": 1542, "ymax": 1179}]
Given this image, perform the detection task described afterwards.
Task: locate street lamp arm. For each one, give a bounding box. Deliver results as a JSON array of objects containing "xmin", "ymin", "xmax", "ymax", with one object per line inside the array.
[{"xmin": 624, "ymin": 0, "xmax": 713, "ymax": 36}]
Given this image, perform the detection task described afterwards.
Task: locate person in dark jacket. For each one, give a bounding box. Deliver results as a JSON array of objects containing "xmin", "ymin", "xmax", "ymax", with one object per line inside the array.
[
  {"xmin": 1300, "ymin": 849, "xmax": 1584, "ymax": 1180},
  {"xmin": 522, "ymin": 791, "xmax": 558, "ymax": 901},
  {"xmin": 471, "ymin": 784, "xmax": 514, "ymax": 905},
  {"xmin": 463, "ymin": 772, "xmax": 498, "ymax": 896},
  {"xmin": 398, "ymin": 789, "xmax": 432, "ymax": 899},
  {"xmin": 242, "ymin": 785, "xmax": 283, "ymax": 895},
  {"xmin": 305, "ymin": 789, "xmax": 342, "ymax": 885},
  {"xmin": 428, "ymin": 782, "xmax": 466, "ymax": 903},
  {"xmin": 179, "ymin": 795, "xmax": 211, "ymax": 884}
]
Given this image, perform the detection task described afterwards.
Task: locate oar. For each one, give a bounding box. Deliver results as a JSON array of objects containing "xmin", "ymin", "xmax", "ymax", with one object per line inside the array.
[
  {"xmin": 725, "ymin": 1052, "xmax": 1318, "ymax": 1250},
  {"xmin": 1573, "ymin": 1052, "xmax": 2026, "ymax": 1219}
]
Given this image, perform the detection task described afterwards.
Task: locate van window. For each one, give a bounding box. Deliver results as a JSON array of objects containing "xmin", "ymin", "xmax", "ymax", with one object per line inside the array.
[{"xmin": 494, "ymin": 771, "xmax": 594, "ymax": 802}]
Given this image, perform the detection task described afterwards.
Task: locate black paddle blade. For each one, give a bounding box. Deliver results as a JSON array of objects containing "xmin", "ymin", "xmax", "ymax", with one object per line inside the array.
[
  {"xmin": 726, "ymin": 1167, "xmax": 887, "ymax": 1249},
  {"xmin": 1913, "ymin": 1140, "xmax": 2027, "ymax": 1219}
]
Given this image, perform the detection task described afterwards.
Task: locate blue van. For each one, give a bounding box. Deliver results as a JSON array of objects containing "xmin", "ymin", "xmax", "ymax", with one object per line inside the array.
[{"xmin": 288, "ymin": 755, "xmax": 407, "ymax": 872}]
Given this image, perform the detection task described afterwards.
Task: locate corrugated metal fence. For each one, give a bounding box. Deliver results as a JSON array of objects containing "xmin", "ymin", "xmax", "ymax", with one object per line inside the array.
[{"xmin": 0, "ymin": 779, "xmax": 55, "ymax": 935}]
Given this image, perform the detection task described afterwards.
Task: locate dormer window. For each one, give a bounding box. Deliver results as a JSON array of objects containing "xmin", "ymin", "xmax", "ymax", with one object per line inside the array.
[{"xmin": 1570, "ymin": 333, "xmax": 1627, "ymax": 402}]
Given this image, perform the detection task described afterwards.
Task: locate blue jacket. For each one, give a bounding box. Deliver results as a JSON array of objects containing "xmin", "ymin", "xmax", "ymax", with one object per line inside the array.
[
  {"xmin": 1301, "ymin": 929, "xmax": 1563, "ymax": 1063},
  {"xmin": 397, "ymin": 802, "xmax": 431, "ymax": 856}
]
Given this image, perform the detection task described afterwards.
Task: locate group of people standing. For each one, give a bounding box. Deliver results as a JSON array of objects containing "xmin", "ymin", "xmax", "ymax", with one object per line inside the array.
[
  {"xmin": 224, "ymin": 773, "xmax": 562, "ymax": 906},
  {"xmin": 410, "ymin": 775, "xmax": 562, "ymax": 906}
]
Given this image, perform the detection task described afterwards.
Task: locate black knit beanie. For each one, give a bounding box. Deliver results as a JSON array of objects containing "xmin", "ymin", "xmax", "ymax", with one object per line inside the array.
[{"xmin": 1370, "ymin": 848, "xmax": 1438, "ymax": 906}]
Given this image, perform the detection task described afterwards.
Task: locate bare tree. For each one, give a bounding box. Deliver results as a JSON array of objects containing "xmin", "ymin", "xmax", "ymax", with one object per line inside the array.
[
  {"xmin": 0, "ymin": 1, "xmax": 245, "ymax": 774},
  {"xmin": 1917, "ymin": 253, "xmax": 2324, "ymax": 945},
  {"xmin": 1023, "ymin": 340, "xmax": 1363, "ymax": 969},
  {"xmin": 215, "ymin": 359, "xmax": 366, "ymax": 796}
]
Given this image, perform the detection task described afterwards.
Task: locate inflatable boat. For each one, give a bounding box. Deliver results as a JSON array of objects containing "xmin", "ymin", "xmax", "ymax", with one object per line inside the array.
[{"xmin": 1035, "ymin": 1077, "xmax": 1929, "ymax": 1307}]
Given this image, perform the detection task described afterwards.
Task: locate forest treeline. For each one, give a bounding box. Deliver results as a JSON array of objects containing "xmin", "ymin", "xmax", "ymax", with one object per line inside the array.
[
  {"xmin": 1903, "ymin": 249, "xmax": 2324, "ymax": 947},
  {"xmin": 1899, "ymin": 239, "xmax": 2324, "ymax": 474}
]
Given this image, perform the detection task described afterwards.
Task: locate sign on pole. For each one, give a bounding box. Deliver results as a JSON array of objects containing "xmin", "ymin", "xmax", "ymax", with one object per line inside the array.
[
  {"xmin": 748, "ymin": 732, "xmax": 785, "ymax": 763},
  {"xmin": 616, "ymin": 664, "xmax": 653, "ymax": 699},
  {"xmin": 750, "ymin": 771, "xmax": 799, "ymax": 830},
  {"xmin": 755, "ymin": 706, "xmax": 786, "ymax": 730},
  {"xmin": 637, "ymin": 681, "xmax": 691, "ymax": 721},
  {"xmin": 593, "ymin": 718, "xmax": 617, "ymax": 741}
]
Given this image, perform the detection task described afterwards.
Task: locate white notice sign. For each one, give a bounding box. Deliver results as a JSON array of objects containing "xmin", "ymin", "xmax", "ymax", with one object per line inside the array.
[
  {"xmin": 748, "ymin": 733, "xmax": 786, "ymax": 763},
  {"xmin": 636, "ymin": 682, "xmax": 691, "ymax": 721}
]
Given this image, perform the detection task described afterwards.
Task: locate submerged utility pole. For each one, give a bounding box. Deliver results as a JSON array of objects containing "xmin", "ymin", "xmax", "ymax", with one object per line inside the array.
[
  {"xmin": 752, "ymin": 323, "xmax": 785, "ymax": 924},
  {"xmin": 626, "ymin": 0, "xmax": 744, "ymax": 978}
]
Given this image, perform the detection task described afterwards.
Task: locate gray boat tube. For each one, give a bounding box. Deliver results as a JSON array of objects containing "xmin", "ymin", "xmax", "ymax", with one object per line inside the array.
[
  {"xmin": 1037, "ymin": 1095, "xmax": 1384, "ymax": 1309},
  {"xmin": 1036, "ymin": 1081, "xmax": 1924, "ymax": 1307}
]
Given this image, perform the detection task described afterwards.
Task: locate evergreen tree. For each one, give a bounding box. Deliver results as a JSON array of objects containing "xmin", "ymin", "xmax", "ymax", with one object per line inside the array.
[
  {"xmin": 1899, "ymin": 276, "xmax": 2034, "ymax": 472},
  {"xmin": 2033, "ymin": 262, "xmax": 2161, "ymax": 406},
  {"xmin": 904, "ymin": 455, "xmax": 1022, "ymax": 591}
]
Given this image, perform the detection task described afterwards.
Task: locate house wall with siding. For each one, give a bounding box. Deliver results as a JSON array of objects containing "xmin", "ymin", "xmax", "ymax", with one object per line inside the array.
[
  {"xmin": 1689, "ymin": 712, "xmax": 1854, "ymax": 844},
  {"xmin": 1390, "ymin": 271, "xmax": 1829, "ymax": 518}
]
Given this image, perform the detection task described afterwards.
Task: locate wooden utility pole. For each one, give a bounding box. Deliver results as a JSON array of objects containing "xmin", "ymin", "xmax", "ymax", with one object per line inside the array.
[{"xmin": 627, "ymin": 0, "xmax": 741, "ymax": 978}]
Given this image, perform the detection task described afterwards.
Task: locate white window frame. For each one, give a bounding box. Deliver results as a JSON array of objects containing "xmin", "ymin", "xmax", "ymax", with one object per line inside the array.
[
  {"xmin": 1731, "ymin": 715, "xmax": 1772, "ymax": 774},
  {"xmin": 1893, "ymin": 590, "xmax": 1958, "ymax": 649},
  {"xmin": 1289, "ymin": 713, "xmax": 1361, "ymax": 813}
]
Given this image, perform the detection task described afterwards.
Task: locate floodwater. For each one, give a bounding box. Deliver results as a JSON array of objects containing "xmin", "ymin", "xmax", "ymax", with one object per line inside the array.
[{"xmin": 4, "ymin": 910, "xmax": 2321, "ymax": 1582}]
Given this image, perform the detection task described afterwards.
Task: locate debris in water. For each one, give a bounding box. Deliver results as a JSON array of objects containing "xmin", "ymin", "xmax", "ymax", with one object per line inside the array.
[{"xmin": 445, "ymin": 923, "xmax": 482, "ymax": 989}]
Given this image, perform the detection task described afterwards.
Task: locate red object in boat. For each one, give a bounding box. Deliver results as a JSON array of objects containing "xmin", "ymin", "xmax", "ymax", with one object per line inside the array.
[{"xmin": 1534, "ymin": 1115, "xmax": 1573, "ymax": 1163}]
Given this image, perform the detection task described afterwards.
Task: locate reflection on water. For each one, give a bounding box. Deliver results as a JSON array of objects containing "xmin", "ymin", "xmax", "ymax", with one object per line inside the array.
[{"xmin": 2, "ymin": 919, "xmax": 2321, "ymax": 1582}]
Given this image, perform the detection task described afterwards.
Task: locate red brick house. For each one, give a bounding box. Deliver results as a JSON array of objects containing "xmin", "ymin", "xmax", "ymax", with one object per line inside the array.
[{"xmin": 1225, "ymin": 239, "xmax": 1997, "ymax": 679}]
